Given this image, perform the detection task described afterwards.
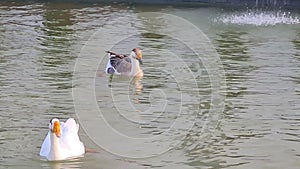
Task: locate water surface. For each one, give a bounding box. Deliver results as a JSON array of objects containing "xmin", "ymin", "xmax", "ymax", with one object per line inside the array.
[{"xmin": 0, "ymin": 2, "xmax": 300, "ymax": 169}]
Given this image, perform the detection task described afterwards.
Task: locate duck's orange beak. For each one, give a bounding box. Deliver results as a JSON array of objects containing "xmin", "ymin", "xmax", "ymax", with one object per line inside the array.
[
  {"xmin": 136, "ymin": 51, "xmax": 143, "ymax": 64},
  {"xmin": 137, "ymin": 51, "xmax": 142, "ymax": 60},
  {"xmin": 53, "ymin": 121, "xmax": 61, "ymax": 138}
]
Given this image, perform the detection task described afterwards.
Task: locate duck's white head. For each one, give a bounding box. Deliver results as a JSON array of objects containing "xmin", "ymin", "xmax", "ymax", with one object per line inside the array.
[
  {"xmin": 49, "ymin": 118, "xmax": 61, "ymax": 138},
  {"xmin": 131, "ymin": 48, "xmax": 143, "ymax": 65}
]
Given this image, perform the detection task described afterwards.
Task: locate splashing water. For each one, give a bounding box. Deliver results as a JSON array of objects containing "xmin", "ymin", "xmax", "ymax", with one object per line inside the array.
[{"xmin": 215, "ymin": 10, "xmax": 300, "ymax": 26}]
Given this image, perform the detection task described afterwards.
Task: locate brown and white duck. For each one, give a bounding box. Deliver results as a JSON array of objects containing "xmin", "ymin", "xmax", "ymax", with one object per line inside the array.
[{"xmin": 105, "ymin": 48, "xmax": 143, "ymax": 77}]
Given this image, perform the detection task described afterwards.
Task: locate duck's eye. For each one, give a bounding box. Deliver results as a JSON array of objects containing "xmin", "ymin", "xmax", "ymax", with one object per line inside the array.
[{"xmin": 50, "ymin": 118, "xmax": 57, "ymax": 124}]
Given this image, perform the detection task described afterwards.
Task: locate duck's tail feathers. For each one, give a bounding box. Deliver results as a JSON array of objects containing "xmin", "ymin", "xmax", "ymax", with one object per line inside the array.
[
  {"xmin": 106, "ymin": 67, "xmax": 115, "ymax": 74},
  {"xmin": 106, "ymin": 51, "xmax": 117, "ymax": 56}
]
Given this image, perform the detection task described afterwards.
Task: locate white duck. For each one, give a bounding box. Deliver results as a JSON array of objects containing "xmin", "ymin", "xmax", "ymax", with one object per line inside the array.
[
  {"xmin": 40, "ymin": 118, "xmax": 85, "ymax": 161},
  {"xmin": 105, "ymin": 48, "xmax": 144, "ymax": 77}
]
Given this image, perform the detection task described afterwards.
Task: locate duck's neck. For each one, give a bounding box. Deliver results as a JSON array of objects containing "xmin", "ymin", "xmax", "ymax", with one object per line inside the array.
[
  {"xmin": 130, "ymin": 55, "xmax": 143, "ymax": 76},
  {"xmin": 48, "ymin": 132, "xmax": 62, "ymax": 161}
]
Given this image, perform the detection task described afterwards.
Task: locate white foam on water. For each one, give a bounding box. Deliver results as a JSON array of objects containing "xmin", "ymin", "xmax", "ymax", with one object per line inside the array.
[{"xmin": 215, "ymin": 10, "xmax": 300, "ymax": 26}]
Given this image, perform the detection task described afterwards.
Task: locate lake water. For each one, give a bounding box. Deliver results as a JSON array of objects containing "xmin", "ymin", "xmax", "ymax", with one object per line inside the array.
[{"xmin": 1, "ymin": 2, "xmax": 300, "ymax": 169}]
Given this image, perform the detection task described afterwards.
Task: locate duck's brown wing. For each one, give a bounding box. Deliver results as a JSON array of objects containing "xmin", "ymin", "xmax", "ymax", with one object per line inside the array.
[{"xmin": 109, "ymin": 56, "xmax": 132, "ymax": 73}]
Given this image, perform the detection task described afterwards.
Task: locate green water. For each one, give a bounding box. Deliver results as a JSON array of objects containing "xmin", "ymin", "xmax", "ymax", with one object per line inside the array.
[{"xmin": 1, "ymin": 2, "xmax": 300, "ymax": 169}]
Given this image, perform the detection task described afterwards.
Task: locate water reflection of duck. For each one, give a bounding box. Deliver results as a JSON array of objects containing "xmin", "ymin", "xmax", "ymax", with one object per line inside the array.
[
  {"xmin": 105, "ymin": 48, "xmax": 143, "ymax": 77},
  {"xmin": 131, "ymin": 76, "xmax": 143, "ymax": 104},
  {"xmin": 40, "ymin": 118, "xmax": 85, "ymax": 161},
  {"xmin": 108, "ymin": 75, "xmax": 143, "ymax": 104}
]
